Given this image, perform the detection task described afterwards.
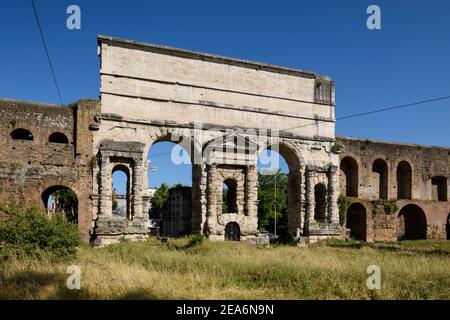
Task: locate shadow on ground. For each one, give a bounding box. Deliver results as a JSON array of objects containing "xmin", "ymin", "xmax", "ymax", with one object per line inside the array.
[{"xmin": 0, "ymin": 270, "xmax": 161, "ymax": 300}]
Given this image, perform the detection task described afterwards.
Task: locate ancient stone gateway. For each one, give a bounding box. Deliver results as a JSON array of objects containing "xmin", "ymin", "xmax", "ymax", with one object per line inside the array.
[{"xmin": 92, "ymin": 36, "xmax": 341, "ymax": 245}]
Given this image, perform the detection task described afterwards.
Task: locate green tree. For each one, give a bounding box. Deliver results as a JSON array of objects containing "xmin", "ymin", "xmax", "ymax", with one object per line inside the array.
[
  {"xmin": 112, "ymin": 198, "xmax": 118, "ymax": 211},
  {"xmin": 257, "ymin": 171, "xmax": 288, "ymax": 235},
  {"xmin": 52, "ymin": 189, "xmax": 78, "ymax": 223},
  {"xmin": 222, "ymin": 187, "xmax": 228, "ymax": 213},
  {"xmin": 0, "ymin": 205, "xmax": 80, "ymax": 259},
  {"xmin": 150, "ymin": 183, "xmax": 170, "ymax": 219}
]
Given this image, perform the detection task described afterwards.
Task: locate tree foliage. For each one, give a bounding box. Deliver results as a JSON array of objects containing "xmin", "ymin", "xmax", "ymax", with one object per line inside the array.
[
  {"xmin": 51, "ymin": 188, "xmax": 78, "ymax": 223},
  {"xmin": 150, "ymin": 183, "xmax": 170, "ymax": 219},
  {"xmin": 0, "ymin": 205, "xmax": 80, "ymax": 259},
  {"xmin": 257, "ymin": 171, "xmax": 288, "ymax": 235},
  {"xmin": 222, "ymin": 187, "xmax": 228, "ymax": 213}
]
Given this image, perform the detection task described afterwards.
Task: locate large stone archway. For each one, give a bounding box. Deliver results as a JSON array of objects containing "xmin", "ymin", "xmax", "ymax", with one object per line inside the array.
[
  {"xmin": 256, "ymin": 140, "xmax": 305, "ymax": 233},
  {"xmin": 92, "ymin": 35, "xmax": 339, "ymax": 244}
]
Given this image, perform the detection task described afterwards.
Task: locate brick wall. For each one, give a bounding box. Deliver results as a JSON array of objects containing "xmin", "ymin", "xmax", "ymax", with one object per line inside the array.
[{"xmin": 0, "ymin": 99, "xmax": 100, "ymax": 241}]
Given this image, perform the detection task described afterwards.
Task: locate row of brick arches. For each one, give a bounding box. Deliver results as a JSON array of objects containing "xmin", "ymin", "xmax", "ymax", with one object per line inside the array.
[
  {"xmin": 345, "ymin": 202, "xmax": 442, "ymax": 241},
  {"xmin": 10, "ymin": 128, "xmax": 69, "ymax": 144},
  {"xmin": 340, "ymin": 156, "xmax": 448, "ymax": 201}
]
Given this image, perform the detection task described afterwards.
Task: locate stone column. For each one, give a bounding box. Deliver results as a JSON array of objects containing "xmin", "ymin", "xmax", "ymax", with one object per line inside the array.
[
  {"xmin": 287, "ymin": 169, "xmax": 302, "ymax": 230},
  {"xmin": 300, "ymin": 168, "xmax": 306, "ymax": 231},
  {"xmin": 142, "ymin": 195, "xmax": 150, "ymax": 221},
  {"xmin": 245, "ymin": 165, "xmax": 258, "ymax": 217},
  {"xmin": 206, "ymin": 164, "xmax": 217, "ymax": 234},
  {"xmin": 328, "ymin": 165, "xmax": 340, "ymax": 224},
  {"xmin": 132, "ymin": 158, "xmax": 143, "ymax": 219},
  {"xmin": 98, "ymin": 155, "xmax": 112, "ymax": 218},
  {"xmin": 191, "ymin": 164, "xmax": 207, "ymax": 233},
  {"xmin": 246, "ymin": 165, "xmax": 258, "ymax": 234},
  {"xmin": 305, "ymin": 167, "xmax": 316, "ymax": 226}
]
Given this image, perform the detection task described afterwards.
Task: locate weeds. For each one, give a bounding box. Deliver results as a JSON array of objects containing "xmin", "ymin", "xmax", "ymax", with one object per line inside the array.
[{"xmin": 0, "ymin": 238, "xmax": 448, "ymax": 299}]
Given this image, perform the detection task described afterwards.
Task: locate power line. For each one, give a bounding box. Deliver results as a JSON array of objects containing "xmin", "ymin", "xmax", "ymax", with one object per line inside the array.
[
  {"xmin": 147, "ymin": 95, "xmax": 450, "ymax": 154},
  {"xmin": 281, "ymin": 95, "xmax": 450, "ymax": 132},
  {"xmin": 337, "ymin": 95, "xmax": 450, "ymax": 121},
  {"xmin": 148, "ymin": 151, "xmax": 173, "ymax": 159},
  {"xmin": 30, "ymin": 0, "xmax": 63, "ymax": 106}
]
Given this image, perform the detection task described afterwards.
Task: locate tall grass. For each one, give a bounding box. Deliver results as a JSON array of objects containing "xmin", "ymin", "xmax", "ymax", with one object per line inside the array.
[{"xmin": 1, "ymin": 238, "xmax": 449, "ymax": 300}]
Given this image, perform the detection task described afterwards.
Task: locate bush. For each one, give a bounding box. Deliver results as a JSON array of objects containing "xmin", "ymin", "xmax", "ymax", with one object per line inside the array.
[
  {"xmin": 331, "ymin": 142, "xmax": 343, "ymax": 154},
  {"xmin": 371, "ymin": 199, "xmax": 398, "ymax": 217},
  {"xmin": 185, "ymin": 234, "xmax": 204, "ymax": 248},
  {"xmin": 338, "ymin": 195, "xmax": 349, "ymax": 225},
  {"xmin": 0, "ymin": 205, "xmax": 80, "ymax": 259}
]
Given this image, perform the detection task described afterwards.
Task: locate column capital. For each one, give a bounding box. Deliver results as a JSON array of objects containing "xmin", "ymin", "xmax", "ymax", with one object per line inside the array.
[
  {"xmin": 306, "ymin": 165, "xmax": 317, "ymax": 175},
  {"xmin": 328, "ymin": 165, "xmax": 339, "ymax": 174}
]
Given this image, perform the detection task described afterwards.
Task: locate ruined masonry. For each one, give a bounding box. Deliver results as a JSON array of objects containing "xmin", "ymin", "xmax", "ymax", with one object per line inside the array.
[{"xmin": 0, "ymin": 35, "xmax": 448, "ymax": 245}]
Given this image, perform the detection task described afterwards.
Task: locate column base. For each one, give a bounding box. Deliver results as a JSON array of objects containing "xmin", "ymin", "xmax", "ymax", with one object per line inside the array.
[
  {"xmin": 307, "ymin": 222, "xmax": 341, "ymax": 242},
  {"xmin": 92, "ymin": 216, "xmax": 149, "ymax": 247}
]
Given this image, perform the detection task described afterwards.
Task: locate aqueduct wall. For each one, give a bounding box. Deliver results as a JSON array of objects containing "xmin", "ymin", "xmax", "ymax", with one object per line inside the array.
[
  {"xmin": 0, "ymin": 99, "xmax": 100, "ymax": 240},
  {"xmin": 337, "ymin": 137, "xmax": 450, "ymax": 241},
  {"xmin": 0, "ymin": 36, "xmax": 448, "ymax": 244}
]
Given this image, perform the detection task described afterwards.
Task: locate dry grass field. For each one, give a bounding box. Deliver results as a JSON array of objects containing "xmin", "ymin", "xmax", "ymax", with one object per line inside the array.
[{"xmin": 1, "ymin": 238, "xmax": 449, "ymax": 300}]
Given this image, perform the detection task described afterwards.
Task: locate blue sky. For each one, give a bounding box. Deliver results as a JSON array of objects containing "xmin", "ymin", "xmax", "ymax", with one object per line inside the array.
[{"xmin": 1, "ymin": 1, "xmax": 449, "ymax": 192}]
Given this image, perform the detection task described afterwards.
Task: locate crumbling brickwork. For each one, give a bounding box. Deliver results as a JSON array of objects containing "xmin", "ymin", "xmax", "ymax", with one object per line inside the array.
[
  {"xmin": 0, "ymin": 99, "xmax": 100, "ymax": 241},
  {"xmin": 337, "ymin": 137, "xmax": 450, "ymax": 241}
]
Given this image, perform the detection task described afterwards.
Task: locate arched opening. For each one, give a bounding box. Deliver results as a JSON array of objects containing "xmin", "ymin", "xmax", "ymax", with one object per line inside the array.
[
  {"xmin": 224, "ymin": 222, "xmax": 240, "ymax": 241},
  {"xmin": 42, "ymin": 186, "xmax": 78, "ymax": 224},
  {"xmin": 346, "ymin": 202, "xmax": 367, "ymax": 241},
  {"xmin": 222, "ymin": 178, "xmax": 238, "ymax": 213},
  {"xmin": 397, "ymin": 204, "xmax": 427, "ymax": 240},
  {"xmin": 446, "ymin": 213, "xmax": 450, "ymax": 240},
  {"xmin": 112, "ymin": 164, "xmax": 131, "ymax": 220},
  {"xmin": 11, "ymin": 128, "xmax": 33, "ymax": 141},
  {"xmin": 314, "ymin": 183, "xmax": 327, "ymax": 222},
  {"xmin": 372, "ymin": 159, "xmax": 388, "ymax": 199},
  {"xmin": 49, "ymin": 132, "xmax": 69, "ymax": 144},
  {"xmin": 147, "ymin": 137, "xmax": 194, "ymax": 237},
  {"xmin": 431, "ymin": 176, "xmax": 447, "ymax": 202},
  {"xmin": 257, "ymin": 143, "xmax": 301, "ymax": 239},
  {"xmin": 397, "ymin": 161, "xmax": 412, "ymax": 200},
  {"xmin": 340, "ymin": 156, "xmax": 358, "ymax": 197}
]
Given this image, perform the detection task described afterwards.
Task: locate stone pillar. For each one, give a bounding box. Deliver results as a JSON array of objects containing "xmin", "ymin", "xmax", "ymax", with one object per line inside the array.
[
  {"xmin": 132, "ymin": 159, "xmax": 143, "ymax": 219},
  {"xmin": 206, "ymin": 164, "xmax": 217, "ymax": 234},
  {"xmin": 328, "ymin": 165, "xmax": 340, "ymax": 224},
  {"xmin": 287, "ymin": 169, "xmax": 302, "ymax": 230},
  {"xmin": 98, "ymin": 155, "xmax": 112, "ymax": 218},
  {"xmin": 300, "ymin": 168, "xmax": 306, "ymax": 231},
  {"xmin": 191, "ymin": 164, "xmax": 207, "ymax": 233},
  {"xmin": 245, "ymin": 165, "xmax": 258, "ymax": 217},
  {"xmin": 142, "ymin": 195, "xmax": 150, "ymax": 221},
  {"xmin": 306, "ymin": 167, "xmax": 316, "ymax": 226}
]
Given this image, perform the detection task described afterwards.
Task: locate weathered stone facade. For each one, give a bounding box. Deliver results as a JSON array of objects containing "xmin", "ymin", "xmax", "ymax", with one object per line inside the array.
[
  {"xmin": 92, "ymin": 35, "xmax": 340, "ymax": 244},
  {"xmin": 0, "ymin": 99, "xmax": 100, "ymax": 241},
  {"xmin": 337, "ymin": 137, "xmax": 450, "ymax": 241}
]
